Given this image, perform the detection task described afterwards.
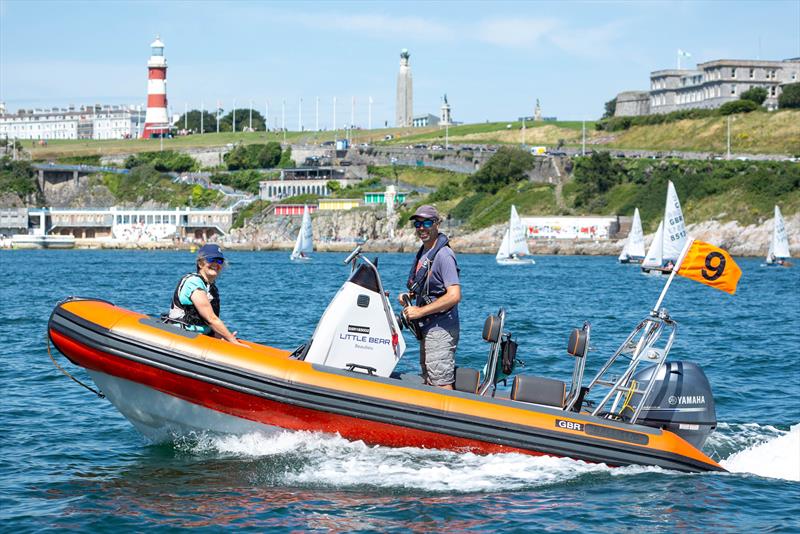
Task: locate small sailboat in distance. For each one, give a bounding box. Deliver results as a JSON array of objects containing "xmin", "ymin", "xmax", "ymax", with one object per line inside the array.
[
  {"xmin": 496, "ymin": 205, "xmax": 535, "ymax": 265},
  {"xmin": 290, "ymin": 205, "xmax": 313, "ymax": 262},
  {"xmin": 618, "ymin": 208, "xmax": 646, "ymax": 264},
  {"xmin": 641, "ymin": 181, "xmax": 687, "ymax": 275},
  {"xmin": 765, "ymin": 205, "xmax": 792, "ymax": 267}
]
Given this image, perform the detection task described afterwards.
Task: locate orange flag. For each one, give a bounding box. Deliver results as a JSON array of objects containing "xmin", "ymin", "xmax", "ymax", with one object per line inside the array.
[{"xmin": 676, "ymin": 240, "xmax": 742, "ymax": 295}]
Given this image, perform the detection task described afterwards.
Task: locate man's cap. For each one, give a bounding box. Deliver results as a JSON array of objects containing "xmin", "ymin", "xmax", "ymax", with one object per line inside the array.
[
  {"xmin": 197, "ymin": 243, "xmax": 225, "ymax": 261},
  {"xmin": 409, "ymin": 204, "xmax": 440, "ymax": 221}
]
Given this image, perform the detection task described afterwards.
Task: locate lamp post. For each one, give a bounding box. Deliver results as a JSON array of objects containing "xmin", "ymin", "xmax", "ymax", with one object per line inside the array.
[{"xmin": 726, "ymin": 115, "xmax": 732, "ymax": 159}]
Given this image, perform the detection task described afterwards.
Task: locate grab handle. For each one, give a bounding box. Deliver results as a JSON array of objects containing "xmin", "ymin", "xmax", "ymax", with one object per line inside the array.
[{"xmin": 343, "ymin": 246, "xmax": 362, "ymax": 265}]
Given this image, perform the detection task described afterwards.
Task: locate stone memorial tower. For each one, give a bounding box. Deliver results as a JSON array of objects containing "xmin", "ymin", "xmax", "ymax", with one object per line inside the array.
[
  {"xmin": 395, "ymin": 49, "xmax": 413, "ymax": 127},
  {"xmin": 439, "ymin": 94, "xmax": 452, "ymax": 126}
]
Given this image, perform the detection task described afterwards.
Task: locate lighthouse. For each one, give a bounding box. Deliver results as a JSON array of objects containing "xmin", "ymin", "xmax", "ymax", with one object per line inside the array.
[{"xmin": 141, "ymin": 36, "xmax": 169, "ymax": 138}]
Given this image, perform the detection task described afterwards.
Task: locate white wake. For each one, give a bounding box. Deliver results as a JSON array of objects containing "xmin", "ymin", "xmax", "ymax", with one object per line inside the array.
[{"xmin": 720, "ymin": 424, "xmax": 800, "ymax": 481}]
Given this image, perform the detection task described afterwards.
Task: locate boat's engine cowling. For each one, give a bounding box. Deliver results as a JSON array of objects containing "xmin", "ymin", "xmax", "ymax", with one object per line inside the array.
[{"xmin": 627, "ymin": 361, "xmax": 716, "ymax": 449}]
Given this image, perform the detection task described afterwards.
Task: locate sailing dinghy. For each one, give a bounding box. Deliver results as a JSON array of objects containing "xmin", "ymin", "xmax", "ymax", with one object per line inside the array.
[
  {"xmin": 618, "ymin": 208, "xmax": 646, "ymax": 264},
  {"xmin": 765, "ymin": 205, "xmax": 791, "ymax": 267},
  {"xmin": 290, "ymin": 205, "xmax": 313, "ymax": 262},
  {"xmin": 642, "ymin": 181, "xmax": 687, "ymax": 275},
  {"xmin": 496, "ymin": 205, "xmax": 535, "ymax": 265}
]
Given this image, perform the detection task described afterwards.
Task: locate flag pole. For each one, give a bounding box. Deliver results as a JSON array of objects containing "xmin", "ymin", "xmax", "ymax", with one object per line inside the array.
[{"xmin": 653, "ymin": 238, "xmax": 694, "ymax": 313}]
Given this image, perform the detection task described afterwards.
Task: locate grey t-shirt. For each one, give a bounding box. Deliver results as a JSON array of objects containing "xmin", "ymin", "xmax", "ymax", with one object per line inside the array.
[{"xmin": 414, "ymin": 246, "xmax": 460, "ymax": 333}]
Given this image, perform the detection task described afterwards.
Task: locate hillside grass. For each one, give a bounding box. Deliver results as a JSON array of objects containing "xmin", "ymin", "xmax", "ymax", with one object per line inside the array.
[
  {"xmin": 26, "ymin": 111, "xmax": 797, "ymax": 159},
  {"xmin": 602, "ymin": 109, "xmax": 800, "ymax": 155}
]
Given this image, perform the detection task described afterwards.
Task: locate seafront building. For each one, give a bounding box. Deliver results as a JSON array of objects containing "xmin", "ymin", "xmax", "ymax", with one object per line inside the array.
[
  {"xmin": 1, "ymin": 206, "xmax": 233, "ymax": 242},
  {"xmin": 614, "ymin": 57, "xmax": 800, "ymax": 116},
  {"xmin": 0, "ymin": 103, "xmax": 145, "ymax": 140}
]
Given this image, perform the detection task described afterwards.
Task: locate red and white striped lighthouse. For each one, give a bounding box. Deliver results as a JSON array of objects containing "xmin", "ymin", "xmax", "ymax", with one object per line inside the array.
[{"xmin": 141, "ymin": 36, "xmax": 169, "ymax": 138}]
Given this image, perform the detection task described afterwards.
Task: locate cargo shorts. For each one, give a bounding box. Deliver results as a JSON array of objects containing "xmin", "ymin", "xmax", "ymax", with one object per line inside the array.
[{"xmin": 420, "ymin": 326, "xmax": 459, "ymax": 386}]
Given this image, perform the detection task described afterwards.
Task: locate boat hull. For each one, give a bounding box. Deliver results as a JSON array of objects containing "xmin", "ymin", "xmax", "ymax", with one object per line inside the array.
[
  {"xmin": 48, "ymin": 299, "xmax": 724, "ymax": 473},
  {"xmin": 497, "ymin": 258, "xmax": 536, "ymax": 265}
]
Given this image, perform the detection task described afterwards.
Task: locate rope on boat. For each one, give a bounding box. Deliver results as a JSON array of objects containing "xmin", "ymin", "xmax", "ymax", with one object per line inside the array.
[
  {"xmin": 46, "ymin": 334, "xmax": 105, "ymax": 399},
  {"xmin": 619, "ymin": 379, "xmax": 638, "ymax": 416}
]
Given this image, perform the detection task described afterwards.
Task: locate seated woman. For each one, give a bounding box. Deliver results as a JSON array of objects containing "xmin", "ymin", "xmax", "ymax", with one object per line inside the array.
[{"xmin": 167, "ymin": 244, "xmax": 244, "ymax": 345}]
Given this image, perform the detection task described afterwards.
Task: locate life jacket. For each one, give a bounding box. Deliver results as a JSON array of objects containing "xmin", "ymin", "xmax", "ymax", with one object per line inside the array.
[
  {"xmin": 167, "ymin": 273, "xmax": 219, "ymax": 330},
  {"xmin": 406, "ymin": 233, "xmax": 451, "ymax": 303}
]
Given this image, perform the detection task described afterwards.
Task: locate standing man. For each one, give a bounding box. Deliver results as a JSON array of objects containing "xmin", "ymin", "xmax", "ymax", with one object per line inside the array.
[{"xmin": 401, "ymin": 205, "xmax": 461, "ymax": 389}]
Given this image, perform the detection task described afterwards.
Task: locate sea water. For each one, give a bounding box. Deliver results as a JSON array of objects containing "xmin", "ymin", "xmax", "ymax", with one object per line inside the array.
[{"xmin": 1, "ymin": 250, "xmax": 798, "ymax": 531}]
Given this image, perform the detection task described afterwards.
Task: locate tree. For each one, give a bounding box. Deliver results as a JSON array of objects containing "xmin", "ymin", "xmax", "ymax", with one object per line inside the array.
[
  {"xmin": 718, "ymin": 100, "xmax": 758, "ymax": 115},
  {"xmin": 740, "ymin": 87, "xmax": 767, "ymax": 106},
  {"xmin": 278, "ymin": 146, "xmax": 295, "ymax": 168},
  {"xmin": 778, "ymin": 82, "xmax": 800, "ymax": 109},
  {"xmin": 466, "ymin": 147, "xmax": 535, "ymax": 193},
  {"xmin": 602, "ymin": 97, "xmax": 617, "ymax": 119},
  {"xmin": 220, "ymin": 109, "xmax": 266, "ymax": 132},
  {"xmin": 0, "ymin": 157, "xmax": 42, "ymax": 204},
  {"xmin": 175, "ymin": 109, "xmax": 219, "ymax": 133},
  {"xmin": 572, "ymin": 151, "xmax": 620, "ymax": 207}
]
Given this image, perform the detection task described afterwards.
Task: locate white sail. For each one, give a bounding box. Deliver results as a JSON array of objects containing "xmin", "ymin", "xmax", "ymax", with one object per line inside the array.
[
  {"xmin": 619, "ymin": 207, "xmax": 646, "ymax": 261},
  {"xmin": 496, "ymin": 228, "xmax": 512, "ymax": 261},
  {"xmin": 770, "ymin": 205, "xmax": 791, "ymax": 260},
  {"xmin": 290, "ymin": 205, "xmax": 313, "ymax": 260},
  {"xmin": 642, "ymin": 221, "xmax": 664, "ymax": 268},
  {"xmin": 662, "ymin": 181, "xmax": 687, "ymax": 262},
  {"xmin": 496, "ymin": 205, "xmax": 533, "ymax": 263}
]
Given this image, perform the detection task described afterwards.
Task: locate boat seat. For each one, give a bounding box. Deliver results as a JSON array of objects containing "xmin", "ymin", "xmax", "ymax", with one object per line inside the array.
[
  {"xmin": 454, "ymin": 367, "xmax": 480, "ymax": 394},
  {"xmin": 510, "ymin": 375, "xmax": 566, "ymax": 408}
]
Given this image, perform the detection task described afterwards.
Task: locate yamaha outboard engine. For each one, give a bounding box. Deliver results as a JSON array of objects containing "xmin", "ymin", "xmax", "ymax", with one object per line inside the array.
[{"xmin": 627, "ymin": 361, "xmax": 716, "ymax": 449}]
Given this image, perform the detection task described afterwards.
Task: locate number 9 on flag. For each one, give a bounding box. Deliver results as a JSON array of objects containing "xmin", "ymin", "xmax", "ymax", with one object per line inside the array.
[{"xmin": 676, "ymin": 240, "xmax": 742, "ymax": 295}]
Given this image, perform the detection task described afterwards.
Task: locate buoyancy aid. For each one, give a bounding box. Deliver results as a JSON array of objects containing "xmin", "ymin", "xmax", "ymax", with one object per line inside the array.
[
  {"xmin": 167, "ymin": 273, "xmax": 220, "ymax": 330},
  {"xmin": 406, "ymin": 233, "xmax": 451, "ymax": 304}
]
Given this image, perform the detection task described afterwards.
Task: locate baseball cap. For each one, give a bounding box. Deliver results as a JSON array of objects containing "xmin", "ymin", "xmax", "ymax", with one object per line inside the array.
[
  {"xmin": 409, "ymin": 204, "xmax": 440, "ymax": 221},
  {"xmin": 197, "ymin": 243, "xmax": 225, "ymax": 261}
]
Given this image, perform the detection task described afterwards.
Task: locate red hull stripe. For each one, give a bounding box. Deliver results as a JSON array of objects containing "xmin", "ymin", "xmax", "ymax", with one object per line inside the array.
[
  {"xmin": 147, "ymin": 94, "xmax": 167, "ymax": 107},
  {"xmin": 50, "ymin": 329, "xmax": 540, "ymax": 455},
  {"xmin": 148, "ymin": 68, "xmax": 166, "ymax": 80}
]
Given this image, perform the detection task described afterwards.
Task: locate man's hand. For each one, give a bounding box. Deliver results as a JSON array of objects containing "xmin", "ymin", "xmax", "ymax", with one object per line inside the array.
[
  {"xmin": 404, "ymin": 305, "xmax": 425, "ymax": 321},
  {"xmin": 397, "ymin": 292, "xmax": 414, "ymax": 306}
]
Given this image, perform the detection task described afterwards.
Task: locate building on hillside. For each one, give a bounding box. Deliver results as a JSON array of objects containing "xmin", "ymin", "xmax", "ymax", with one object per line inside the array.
[
  {"xmin": 274, "ymin": 204, "xmax": 319, "ymax": 216},
  {"xmin": 258, "ymin": 167, "xmax": 358, "ymax": 201},
  {"xmin": 363, "ymin": 190, "xmax": 408, "ymax": 205},
  {"xmin": 396, "ymin": 49, "xmax": 413, "ymax": 127},
  {"xmin": 0, "ymin": 104, "xmax": 145, "ymax": 140},
  {"xmin": 317, "ymin": 198, "xmax": 361, "ymax": 211},
  {"xmin": 412, "ymin": 114, "xmax": 440, "ymax": 127},
  {"xmin": 614, "ymin": 57, "xmax": 800, "ymax": 116}
]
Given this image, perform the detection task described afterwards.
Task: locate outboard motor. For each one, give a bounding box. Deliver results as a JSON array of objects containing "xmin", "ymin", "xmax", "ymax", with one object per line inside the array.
[
  {"xmin": 626, "ymin": 361, "xmax": 716, "ymax": 449},
  {"xmin": 302, "ymin": 254, "xmax": 406, "ymax": 377}
]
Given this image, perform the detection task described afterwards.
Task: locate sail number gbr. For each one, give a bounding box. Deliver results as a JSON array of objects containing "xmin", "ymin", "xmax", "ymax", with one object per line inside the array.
[{"xmin": 701, "ymin": 251, "xmax": 726, "ymax": 281}]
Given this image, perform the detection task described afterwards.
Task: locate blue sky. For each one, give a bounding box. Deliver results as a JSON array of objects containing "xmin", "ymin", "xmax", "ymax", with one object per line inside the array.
[{"xmin": 1, "ymin": 0, "xmax": 799, "ymax": 127}]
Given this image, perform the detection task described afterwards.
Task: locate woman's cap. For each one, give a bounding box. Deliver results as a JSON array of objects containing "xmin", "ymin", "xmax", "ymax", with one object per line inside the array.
[{"xmin": 197, "ymin": 243, "xmax": 225, "ymax": 261}]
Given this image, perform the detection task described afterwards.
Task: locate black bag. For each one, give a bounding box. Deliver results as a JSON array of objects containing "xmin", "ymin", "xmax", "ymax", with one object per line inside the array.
[{"xmin": 500, "ymin": 337, "xmax": 518, "ymax": 376}]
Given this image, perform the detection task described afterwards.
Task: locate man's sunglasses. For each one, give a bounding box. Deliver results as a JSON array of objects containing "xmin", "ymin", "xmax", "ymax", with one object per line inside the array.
[
  {"xmin": 413, "ymin": 219, "xmax": 436, "ymax": 229},
  {"xmin": 207, "ymin": 258, "xmax": 225, "ymax": 266}
]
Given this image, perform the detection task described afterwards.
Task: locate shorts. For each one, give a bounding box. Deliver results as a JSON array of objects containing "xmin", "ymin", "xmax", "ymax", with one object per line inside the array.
[{"xmin": 420, "ymin": 326, "xmax": 458, "ymax": 386}]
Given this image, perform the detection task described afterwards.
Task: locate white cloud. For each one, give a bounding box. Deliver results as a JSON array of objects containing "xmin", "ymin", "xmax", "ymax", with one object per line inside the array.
[
  {"xmin": 476, "ymin": 16, "xmax": 626, "ymax": 60},
  {"xmin": 477, "ymin": 17, "xmax": 560, "ymax": 48},
  {"xmin": 278, "ymin": 12, "xmax": 457, "ymax": 41}
]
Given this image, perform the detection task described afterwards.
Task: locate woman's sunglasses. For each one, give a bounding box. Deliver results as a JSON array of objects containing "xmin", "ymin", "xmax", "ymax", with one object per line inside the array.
[
  {"xmin": 207, "ymin": 258, "xmax": 225, "ymax": 266},
  {"xmin": 413, "ymin": 219, "xmax": 436, "ymax": 229}
]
